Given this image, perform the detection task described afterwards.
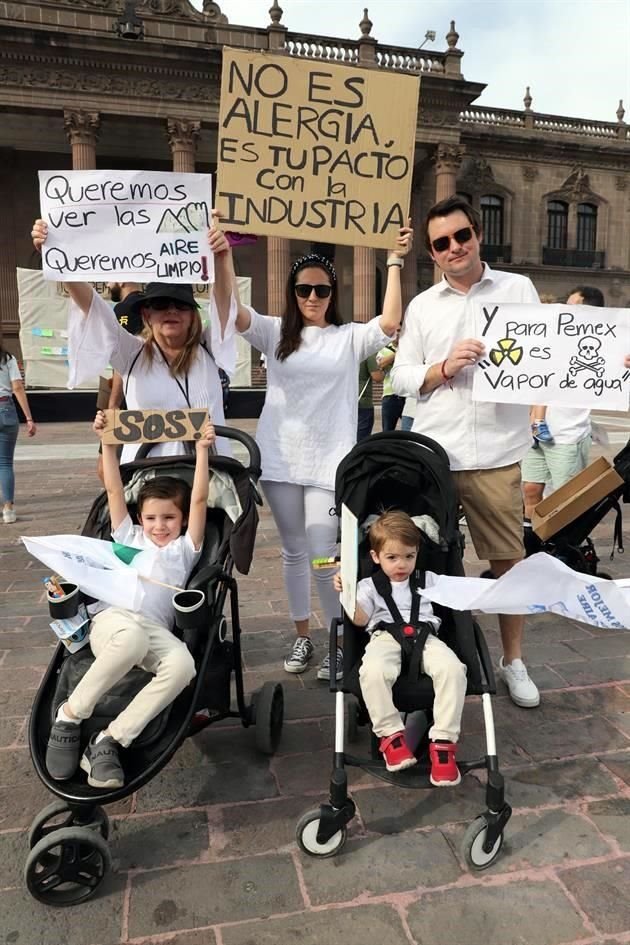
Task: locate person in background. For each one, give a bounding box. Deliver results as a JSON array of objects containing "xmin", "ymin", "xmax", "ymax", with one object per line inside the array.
[
  {"xmin": 357, "ymin": 352, "xmax": 383, "ymax": 441},
  {"xmin": 377, "ymin": 336, "xmax": 406, "ymax": 431},
  {"xmin": 0, "ymin": 334, "xmax": 36, "ymax": 523},
  {"xmin": 400, "ymin": 395, "xmax": 416, "ymax": 432},
  {"xmin": 521, "ymin": 285, "xmax": 605, "ymax": 553}
]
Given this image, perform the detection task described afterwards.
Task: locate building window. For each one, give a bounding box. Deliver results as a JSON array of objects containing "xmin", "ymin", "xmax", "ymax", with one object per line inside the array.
[
  {"xmin": 480, "ymin": 195, "xmax": 504, "ymax": 245},
  {"xmin": 547, "ymin": 200, "xmax": 568, "ymax": 249},
  {"xmin": 577, "ymin": 203, "xmax": 597, "ymax": 252}
]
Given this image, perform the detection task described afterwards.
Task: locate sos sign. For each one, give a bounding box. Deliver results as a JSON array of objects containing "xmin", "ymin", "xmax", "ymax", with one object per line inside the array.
[{"xmin": 101, "ymin": 408, "xmax": 208, "ymax": 444}]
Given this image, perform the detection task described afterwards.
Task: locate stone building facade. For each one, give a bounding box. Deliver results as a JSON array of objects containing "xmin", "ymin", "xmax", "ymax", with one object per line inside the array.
[{"xmin": 0, "ymin": 0, "xmax": 628, "ymax": 372}]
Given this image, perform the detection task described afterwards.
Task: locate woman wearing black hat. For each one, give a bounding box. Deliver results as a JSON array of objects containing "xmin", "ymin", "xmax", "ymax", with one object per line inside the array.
[
  {"xmin": 210, "ymin": 225, "xmax": 412, "ymax": 680},
  {"xmin": 31, "ymin": 221, "xmax": 231, "ymax": 460}
]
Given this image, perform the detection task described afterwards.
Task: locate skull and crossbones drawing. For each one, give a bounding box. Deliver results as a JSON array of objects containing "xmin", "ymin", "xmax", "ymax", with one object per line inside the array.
[{"xmin": 569, "ymin": 337, "xmax": 605, "ymax": 377}]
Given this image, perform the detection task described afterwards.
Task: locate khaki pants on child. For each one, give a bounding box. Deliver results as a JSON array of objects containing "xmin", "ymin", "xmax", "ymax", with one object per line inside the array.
[
  {"xmin": 359, "ymin": 630, "xmax": 467, "ymax": 742},
  {"xmin": 68, "ymin": 607, "xmax": 196, "ymax": 748}
]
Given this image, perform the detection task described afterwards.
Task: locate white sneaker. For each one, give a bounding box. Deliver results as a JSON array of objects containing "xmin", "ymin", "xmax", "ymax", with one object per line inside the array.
[
  {"xmin": 498, "ymin": 657, "xmax": 540, "ymax": 708},
  {"xmin": 2, "ymin": 508, "xmax": 16, "ymax": 524}
]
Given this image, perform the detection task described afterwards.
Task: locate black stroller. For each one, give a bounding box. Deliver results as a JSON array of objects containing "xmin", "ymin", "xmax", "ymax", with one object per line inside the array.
[
  {"xmin": 25, "ymin": 426, "xmax": 284, "ymax": 906},
  {"xmin": 296, "ymin": 432, "xmax": 511, "ymax": 870}
]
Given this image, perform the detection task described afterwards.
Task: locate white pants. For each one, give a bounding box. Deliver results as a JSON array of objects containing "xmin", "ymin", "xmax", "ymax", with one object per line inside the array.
[
  {"xmin": 68, "ymin": 607, "xmax": 196, "ymax": 747},
  {"xmin": 359, "ymin": 630, "xmax": 467, "ymax": 741},
  {"xmin": 262, "ymin": 480, "xmax": 339, "ymax": 628}
]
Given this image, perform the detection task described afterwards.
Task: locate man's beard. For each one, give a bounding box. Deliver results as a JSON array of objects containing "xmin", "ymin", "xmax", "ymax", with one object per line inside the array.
[{"xmin": 109, "ymin": 285, "xmax": 122, "ymax": 302}]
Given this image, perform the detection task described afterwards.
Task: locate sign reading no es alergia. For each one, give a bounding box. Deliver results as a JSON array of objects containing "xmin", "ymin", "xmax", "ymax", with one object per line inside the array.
[
  {"xmin": 471, "ymin": 302, "xmax": 630, "ymax": 411},
  {"xmin": 216, "ymin": 48, "xmax": 420, "ymax": 249},
  {"xmin": 38, "ymin": 170, "xmax": 213, "ymax": 283}
]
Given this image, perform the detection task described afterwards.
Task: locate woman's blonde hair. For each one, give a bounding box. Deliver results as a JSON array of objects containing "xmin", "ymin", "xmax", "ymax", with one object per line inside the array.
[
  {"xmin": 369, "ymin": 511, "xmax": 421, "ymax": 554},
  {"xmin": 139, "ymin": 307, "xmax": 204, "ymax": 377}
]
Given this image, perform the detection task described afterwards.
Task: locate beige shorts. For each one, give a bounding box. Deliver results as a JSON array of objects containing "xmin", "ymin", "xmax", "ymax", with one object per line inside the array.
[{"xmin": 452, "ymin": 463, "xmax": 524, "ymax": 562}]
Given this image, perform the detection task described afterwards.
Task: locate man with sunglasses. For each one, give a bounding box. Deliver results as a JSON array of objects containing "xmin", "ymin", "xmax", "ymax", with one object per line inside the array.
[{"xmin": 392, "ymin": 195, "xmax": 541, "ymax": 709}]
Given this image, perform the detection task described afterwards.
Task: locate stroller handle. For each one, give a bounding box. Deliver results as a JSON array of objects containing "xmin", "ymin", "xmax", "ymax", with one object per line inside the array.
[
  {"xmin": 365, "ymin": 430, "xmax": 452, "ymax": 470},
  {"xmin": 133, "ymin": 425, "xmax": 262, "ymax": 478}
]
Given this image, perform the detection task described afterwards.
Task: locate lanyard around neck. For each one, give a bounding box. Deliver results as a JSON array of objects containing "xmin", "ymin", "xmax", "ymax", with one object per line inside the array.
[{"xmin": 153, "ymin": 340, "xmax": 190, "ymax": 407}]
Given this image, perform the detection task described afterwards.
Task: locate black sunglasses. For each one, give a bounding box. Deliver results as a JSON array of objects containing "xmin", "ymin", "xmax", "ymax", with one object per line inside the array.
[
  {"xmin": 294, "ymin": 283, "xmax": 332, "ymax": 300},
  {"xmin": 146, "ymin": 298, "xmax": 193, "ymax": 311},
  {"xmin": 431, "ymin": 226, "xmax": 474, "ymax": 254}
]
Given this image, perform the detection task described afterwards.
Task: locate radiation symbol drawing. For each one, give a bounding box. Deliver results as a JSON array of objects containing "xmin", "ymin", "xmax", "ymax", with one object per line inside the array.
[{"xmin": 489, "ymin": 337, "xmax": 523, "ymax": 366}]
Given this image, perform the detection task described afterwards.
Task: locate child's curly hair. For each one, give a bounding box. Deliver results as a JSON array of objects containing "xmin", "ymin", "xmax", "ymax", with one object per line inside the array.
[{"xmin": 368, "ymin": 511, "xmax": 421, "ymax": 554}]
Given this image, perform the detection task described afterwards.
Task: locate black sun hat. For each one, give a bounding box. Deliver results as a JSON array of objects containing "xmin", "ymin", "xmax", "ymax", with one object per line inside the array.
[{"xmin": 130, "ymin": 283, "xmax": 200, "ymax": 314}]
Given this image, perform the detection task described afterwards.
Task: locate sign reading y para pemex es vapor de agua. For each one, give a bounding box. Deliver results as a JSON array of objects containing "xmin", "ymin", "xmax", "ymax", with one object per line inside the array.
[
  {"xmin": 215, "ymin": 48, "xmax": 420, "ymax": 250},
  {"xmin": 38, "ymin": 170, "xmax": 213, "ymax": 284}
]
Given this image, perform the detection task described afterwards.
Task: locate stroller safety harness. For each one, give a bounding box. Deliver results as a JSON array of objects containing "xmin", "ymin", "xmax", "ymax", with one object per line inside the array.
[{"xmin": 370, "ymin": 570, "xmax": 433, "ymax": 683}]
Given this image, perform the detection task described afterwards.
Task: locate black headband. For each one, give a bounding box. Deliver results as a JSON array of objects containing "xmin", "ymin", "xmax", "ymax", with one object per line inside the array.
[{"xmin": 290, "ymin": 253, "xmax": 337, "ymax": 285}]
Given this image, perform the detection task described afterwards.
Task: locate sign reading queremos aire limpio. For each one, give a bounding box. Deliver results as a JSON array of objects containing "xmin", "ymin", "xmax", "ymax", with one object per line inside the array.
[
  {"xmin": 216, "ymin": 49, "xmax": 420, "ymax": 250},
  {"xmin": 101, "ymin": 408, "xmax": 209, "ymax": 445},
  {"xmin": 38, "ymin": 170, "xmax": 213, "ymax": 284},
  {"xmin": 471, "ymin": 302, "xmax": 630, "ymax": 411}
]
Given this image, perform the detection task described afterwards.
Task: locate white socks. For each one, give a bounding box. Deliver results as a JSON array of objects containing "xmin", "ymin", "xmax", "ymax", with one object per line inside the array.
[{"xmin": 56, "ymin": 702, "xmax": 80, "ymax": 725}]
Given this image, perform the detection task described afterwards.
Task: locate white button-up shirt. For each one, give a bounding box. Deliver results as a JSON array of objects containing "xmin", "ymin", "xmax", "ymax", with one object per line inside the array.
[{"xmin": 391, "ymin": 265, "xmax": 539, "ymax": 471}]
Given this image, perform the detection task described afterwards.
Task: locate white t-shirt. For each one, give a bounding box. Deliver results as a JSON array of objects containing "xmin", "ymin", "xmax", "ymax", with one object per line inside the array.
[
  {"xmin": 391, "ymin": 265, "xmax": 540, "ymax": 471},
  {"xmin": 107, "ymin": 514, "xmax": 201, "ymax": 629},
  {"xmin": 67, "ymin": 292, "xmax": 232, "ymax": 462},
  {"xmin": 0, "ymin": 354, "xmax": 21, "ymax": 396},
  {"xmin": 240, "ymin": 309, "xmax": 391, "ymax": 489},
  {"xmin": 356, "ymin": 575, "xmax": 441, "ymax": 633},
  {"xmin": 545, "ymin": 406, "xmax": 591, "ymax": 445}
]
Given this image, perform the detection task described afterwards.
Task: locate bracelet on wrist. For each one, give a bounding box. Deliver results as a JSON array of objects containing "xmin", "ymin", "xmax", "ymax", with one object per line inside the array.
[
  {"xmin": 440, "ymin": 359, "xmax": 453, "ymax": 388},
  {"xmin": 26, "ymin": 418, "xmax": 33, "ymax": 422},
  {"xmin": 386, "ymin": 254, "xmax": 404, "ymax": 269}
]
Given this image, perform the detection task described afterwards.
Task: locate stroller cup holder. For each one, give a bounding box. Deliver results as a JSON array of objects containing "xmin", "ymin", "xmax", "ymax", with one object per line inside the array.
[
  {"xmin": 47, "ymin": 583, "xmax": 80, "ymax": 620},
  {"xmin": 173, "ymin": 589, "xmax": 209, "ymax": 630}
]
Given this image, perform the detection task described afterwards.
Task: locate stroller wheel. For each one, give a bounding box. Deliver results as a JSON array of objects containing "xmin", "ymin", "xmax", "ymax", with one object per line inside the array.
[
  {"xmin": 25, "ymin": 825, "xmax": 111, "ymax": 906},
  {"xmin": 296, "ymin": 809, "xmax": 347, "ymax": 858},
  {"xmin": 28, "ymin": 800, "xmax": 110, "ymax": 848},
  {"xmin": 461, "ymin": 816, "xmax": 504, "ymax": 870},
  {"xmin": 253, "ymin": 681, "xmax": 284, "ymax": 755}
]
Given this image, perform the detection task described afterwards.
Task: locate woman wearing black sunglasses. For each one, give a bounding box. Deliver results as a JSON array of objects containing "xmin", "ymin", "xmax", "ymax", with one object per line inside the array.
[
  {"xmin": 210, "ymin": 225, "xmax": 412, "ymax": 680},
  {"xmin": 31, "ymin": 220, "xmax": 231, "ymax": 461}
]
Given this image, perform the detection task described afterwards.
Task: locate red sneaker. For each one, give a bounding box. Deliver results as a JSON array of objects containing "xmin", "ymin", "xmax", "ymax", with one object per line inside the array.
[
  {"xmin": 379, "ymin": 731, "xmax": 417, "ymax": 772},
  {"xmin": 429, "ymin": 741, "xmax": 461, "ymax": 786}
]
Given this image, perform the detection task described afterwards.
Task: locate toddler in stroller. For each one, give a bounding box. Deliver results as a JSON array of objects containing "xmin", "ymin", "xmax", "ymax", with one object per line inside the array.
[
  {"xmin": 45, "ymin": 410, "xmax": 214, "ymax": 789},
  {"xmin": 297, "ymin": 431, "xmax": 511, "ymax": 870},
  {"xmin": 333, "ymin": 510, "xmax": 467, "ymax": 784},
  {"xmin": 24, "ymin": 416, "xmax": 283, "ymax": 906}
]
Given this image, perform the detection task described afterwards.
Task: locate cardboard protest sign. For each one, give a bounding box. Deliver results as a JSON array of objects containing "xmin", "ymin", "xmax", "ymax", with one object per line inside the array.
[
  {"xmin": 102, "ymin": 408, "xmax": 208, "ymax": 445},
  {"xmin": 38, "ymin": 170, "xmax": 213, "ymax": 283},
  {"xmin": 472, "ymin": 302, "xmax": 630, "ymax": 410},
  {"xmin": 216, "ymin": 48, "xmax": 420, "ymax": 249}
]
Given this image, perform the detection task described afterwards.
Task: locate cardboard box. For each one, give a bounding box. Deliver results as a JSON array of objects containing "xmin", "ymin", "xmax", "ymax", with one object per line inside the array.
[{"xmin": 532, "ymin": 456, "xmax": 624, "ymax": 541}]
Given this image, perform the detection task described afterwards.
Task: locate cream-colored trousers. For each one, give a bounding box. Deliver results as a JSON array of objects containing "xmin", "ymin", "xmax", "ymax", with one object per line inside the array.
[
  {"xmin": 359, "ymin": 630, "xmax": 467, "ymax": 741},
  {"xmin": 68, "ymin": 607, "xmax": 196, "ymax": 747}
]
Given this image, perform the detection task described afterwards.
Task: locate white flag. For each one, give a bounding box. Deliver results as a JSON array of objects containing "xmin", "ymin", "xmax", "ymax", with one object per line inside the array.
[
  {"xmin": 22, "ymin": 534, "xmax": 152, "ymax": 612},
  {"xmin": 422, "ymin": 553, "xmax": 630, "ymax": 630}
]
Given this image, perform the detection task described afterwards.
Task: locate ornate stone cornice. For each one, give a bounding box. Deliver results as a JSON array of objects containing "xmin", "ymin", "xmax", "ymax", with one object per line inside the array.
[
  {"xmin": 63, "ymin": 108, "xmax": 100, "ymax": 144},
  {"xmin": 554, "ymin": 166, "xmax": 597, "ymax": 202},
  {"xmin": 0, "ymin": 62, "xmax": 218, "ymax": 103},
  {"xmin": 166, "ymin": 117, "xmax": 201, "ymax": 150},
  {"xmin": 61, "ymin": 0, "xmax": 211, "ymax": 18},
  {"xmin": 458, "ymin": 156, "xmax": 495, "ymax": 189}
]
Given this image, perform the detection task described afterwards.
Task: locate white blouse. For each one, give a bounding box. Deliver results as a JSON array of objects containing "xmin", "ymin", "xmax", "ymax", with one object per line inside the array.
[
  {"xmin": 67, "ymin": 291, "xmax": 231, "ymax": 462},
  {"xmin": 240, "ymin": 308, "xmax": 390, "ymax": 490}
]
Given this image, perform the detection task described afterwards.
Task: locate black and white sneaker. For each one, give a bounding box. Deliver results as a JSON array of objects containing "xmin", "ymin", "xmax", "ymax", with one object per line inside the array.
[
  {"xmin": 46, "ymin": 719, "xmax": 82, "ymax": 780},
  {"xmin": 283, "ymin": 636, "xmax": 314, "ymax": 674},
  {"xmin": 80, "ymin": 733, "xmax": 124, "ymax": 789},
  {"xmin": 317, "ymin": 648, "xmax": 344, "ymax": 681}
]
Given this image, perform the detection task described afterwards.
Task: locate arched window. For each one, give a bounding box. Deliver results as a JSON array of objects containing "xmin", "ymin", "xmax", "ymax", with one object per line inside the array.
[
  {"xmin": 547, "ymin": 201, "xmax": 568, "ymax": 249},
  {"xmin": 480, "ymin": 195, "xmax": 504, "ymax": 245},
  {"xmin": 577, "ymin": 203, "xmax": 597, "ymax": 252}
]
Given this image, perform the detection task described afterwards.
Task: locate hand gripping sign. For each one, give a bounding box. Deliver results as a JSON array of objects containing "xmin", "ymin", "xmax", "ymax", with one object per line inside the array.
[{"xmin": 38, "ymin": 170, "xmax": 214, "ymax": 284}]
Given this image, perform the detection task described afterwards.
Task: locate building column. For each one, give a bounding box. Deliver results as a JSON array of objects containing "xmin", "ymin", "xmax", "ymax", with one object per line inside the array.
[
  {"xmin": 0, "ymin": 149, "xmax": 18, "ymax": 335},
  {"xmin": 433, "ymin": 143, "xmax": 464, "ymax": 203},
  {"xmin": 166, "ymin": 118, "xmax": 200, "ymax": 173},
  {"xmin": 353, "ymin": 246, "xmax": 376, "ymax": 323},
  {"xmin": 63, "ymin": 109, "xmax": 100, "ymax": 169},
  {"xmin": 267, "ymin": 236, "xmax": 290, "ymax": 315}
]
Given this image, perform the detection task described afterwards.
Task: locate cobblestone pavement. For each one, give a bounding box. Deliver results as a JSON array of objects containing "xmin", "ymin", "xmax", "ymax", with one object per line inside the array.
[{"xmin": 1, "ymin": 415, "xmax": 629, "ymax": 945}]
